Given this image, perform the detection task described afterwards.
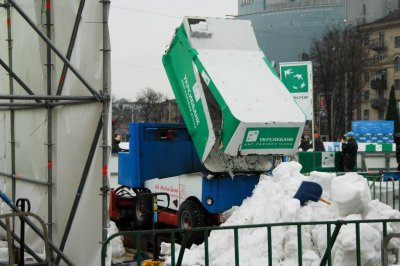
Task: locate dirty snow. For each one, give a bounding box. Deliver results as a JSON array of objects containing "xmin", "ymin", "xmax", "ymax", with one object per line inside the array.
[{"xmin": 161, "ymin": 162, "xmax": 400, "ymax": 266}]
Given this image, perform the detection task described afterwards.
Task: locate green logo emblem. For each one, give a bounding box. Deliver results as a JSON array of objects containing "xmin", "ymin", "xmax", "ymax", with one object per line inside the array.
[
  {"xmin": 281, "ymin": 65, "xmax": 308, "ymax": 93},
  {"xmin": 242, "ymin": 127, "xmax": 299, "ymax": 149}
]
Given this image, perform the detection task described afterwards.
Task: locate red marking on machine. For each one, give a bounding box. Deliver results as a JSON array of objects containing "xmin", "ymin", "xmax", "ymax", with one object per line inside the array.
[
  {"xmin": 158, "ymin": 211, "xmax": 178, "ymax": 227},
  {"xmin": 179, "ymin": 184, "xmax": 186, "ymax": 200},
  {"xmin": 159, "ymin": 185, "xmax": 179, "ymax": 198}
]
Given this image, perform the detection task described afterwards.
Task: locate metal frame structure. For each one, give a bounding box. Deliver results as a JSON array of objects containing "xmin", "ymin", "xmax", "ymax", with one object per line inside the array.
[
  {"xmin": 359, "ymin": 151, "xmax": 396, "ymax": 172},
  {"xmin": 0, "ymin": 211, "xmax": 51, "ymax": 265},
  {"xmin": 0, "ymin": 0, "xmax": 110, "ymax": 264},
  {"xmin": 382, "ymin": 233, "xmax": 400, "ymax": 266},
  {"xmin": 0, "ymin": 190, "xmax": 74, "ymax": 264}
]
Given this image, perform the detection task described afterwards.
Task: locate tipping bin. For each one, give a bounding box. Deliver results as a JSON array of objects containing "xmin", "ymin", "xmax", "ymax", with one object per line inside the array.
[{"xmin": 162, "ymin": 17, "xmax": 306, "ymax": 173}]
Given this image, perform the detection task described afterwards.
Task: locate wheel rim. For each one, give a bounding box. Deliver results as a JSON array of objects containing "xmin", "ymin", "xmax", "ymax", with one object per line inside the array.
[
  {"xmin": 135, "ymin": 200, "xmax": 145, "ymax": 222},
  {"xmin": 180, "ymin": 210, "xmax": 192, "ymax": 229}
]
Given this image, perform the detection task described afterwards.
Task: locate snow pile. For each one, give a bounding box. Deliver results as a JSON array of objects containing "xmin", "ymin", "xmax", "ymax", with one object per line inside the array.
[
  {"xmin": 330, "ymin": 173, "xmax": 371, "ymax": 216},
  {"xmin": 161, "ymin": 162, "xmax": 400, "ymax": 266},
  {"xmin": 109, "ymin": 221, "xmax": 125, "ymax": 258},
  {"xmin": 0, "ymin": 241, "xmax": 8, "ymax": 263}
]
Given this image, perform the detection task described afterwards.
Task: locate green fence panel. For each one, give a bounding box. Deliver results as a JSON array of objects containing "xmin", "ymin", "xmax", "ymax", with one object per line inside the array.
[
  {"xmin": 102, "ymin": 219, "xmax": 400, "ymax": 266},
  {"xmin": 297, "ymin": 225, "xmax": 303, "ymax": 266},
  {"xmin": 298, "ymin": 152, "xmax": 343, "ymax": 173}
]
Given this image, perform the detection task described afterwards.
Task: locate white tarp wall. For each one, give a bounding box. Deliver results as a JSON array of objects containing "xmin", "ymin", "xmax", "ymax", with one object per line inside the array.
[{"xmin": 0, "ymin": 1, "xmax": 110, "ymax": 265}]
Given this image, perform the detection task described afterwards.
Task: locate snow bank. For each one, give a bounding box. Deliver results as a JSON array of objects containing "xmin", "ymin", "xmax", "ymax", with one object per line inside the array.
[
  {"xmin": 0, "ymin": 241, "xmax": 8, "ymax": 263},
  {"xmin": 109, "ymin": 221, "xmax": 125, "ymax": 258},
  {"xmin": 161, "ymin": 162, "xmax": 400, "ymax": 266}
]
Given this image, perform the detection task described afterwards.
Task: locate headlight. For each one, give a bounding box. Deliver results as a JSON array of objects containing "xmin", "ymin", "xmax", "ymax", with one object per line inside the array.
[{"xmin": 205, "ymin": 197, "xmax": 214, "ymax": 206}]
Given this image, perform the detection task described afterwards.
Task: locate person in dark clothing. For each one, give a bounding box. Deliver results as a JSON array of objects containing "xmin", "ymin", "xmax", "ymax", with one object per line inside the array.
[
  {"xmin": 112, "ymin": 133, "xmax": 121, "ymax": 153},
  {"xmin": 341, "ymin": 131, "xmax": 358, "ymax": 172},
  {"xmin": 394, "ymin": 133, "xmax": 400, "ymax": 171},
  {"xmin": 313, "ymin": 133, "xmax": 325, "ymax": 151},
  {"xmin": 298, "ymin": 135, "xmax": 310, "ymax": 151}
]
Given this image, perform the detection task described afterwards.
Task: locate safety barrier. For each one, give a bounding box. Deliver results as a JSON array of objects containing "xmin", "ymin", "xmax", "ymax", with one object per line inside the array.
[
  {"xmin": 102, "ymin": 218, "xmax": 400, "ymax": 266},
  {"xmin": 358, "ymin": 152, "xmax": 397, "ymax": 172},
  {"xmin": 295, "ymin": 151, "xmax": 398, "ymax": 173},
  {"xmin": 382, "ymin": 233, "xmax": 400, "ymax": 266},
  {"xmin": 361, "ymin": 173, "xmax": 400, "ymax": 211}
]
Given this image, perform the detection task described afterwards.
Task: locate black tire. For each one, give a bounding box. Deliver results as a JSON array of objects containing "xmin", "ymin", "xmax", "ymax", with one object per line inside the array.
[
  {"xmin": 178, "ymin": 199, "xmax": 206, "ymax": 245},
  {"xmin": 132, "ymin": 194, "xmax": 152, "ymax": 229}
]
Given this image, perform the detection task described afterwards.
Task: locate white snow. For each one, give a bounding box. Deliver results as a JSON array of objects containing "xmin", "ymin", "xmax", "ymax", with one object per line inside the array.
[
  {"xmin": 0, "ymin": 241, "xmax": 8, "ymax": 263},
  {"xmin": 161, "ymin": 162, "xmax": 400, "ymax": 266},
  {"xmin": 330, "ymin": 173, "xmax": 371, "ymax": 217},
  {"xmin": 109, "ymin": 221, "xmax": 125, "ymax": 258}
]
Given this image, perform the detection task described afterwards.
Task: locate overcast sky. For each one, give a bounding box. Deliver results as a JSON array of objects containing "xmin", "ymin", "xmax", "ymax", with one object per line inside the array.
[{"xmin": 109, "ymin": 0, "xmax": 238, "ymax": 100}]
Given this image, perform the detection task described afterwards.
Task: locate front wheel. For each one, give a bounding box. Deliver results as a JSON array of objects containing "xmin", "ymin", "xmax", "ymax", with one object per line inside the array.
[
  {"xmin": 132, "ymin": 194, "xmax": 152, "ymax": 229},
  {"xmin": 178, "ymin": 199, "xmax": 206, "ymax": 245}
]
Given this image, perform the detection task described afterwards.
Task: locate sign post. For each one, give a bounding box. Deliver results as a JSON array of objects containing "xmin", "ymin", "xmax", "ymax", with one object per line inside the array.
[{"xmin": 280, "ymin": 61, "xmax": 314, "ymax": 168}]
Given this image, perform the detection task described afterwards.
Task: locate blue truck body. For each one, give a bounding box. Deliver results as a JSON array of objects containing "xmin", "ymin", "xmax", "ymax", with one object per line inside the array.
[
  {"xmin": 118, "ymin": 123, "xmax": 260, "ymax": 214},
  {"xmin": 118, "ymin": 123, "xmax": 204, "ymax": 188}
]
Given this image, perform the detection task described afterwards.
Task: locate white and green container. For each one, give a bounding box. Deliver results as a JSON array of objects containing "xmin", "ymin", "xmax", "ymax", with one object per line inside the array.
[{"xmin": 163, "ymin": 17, "xmax": 306, "ymax": 173}]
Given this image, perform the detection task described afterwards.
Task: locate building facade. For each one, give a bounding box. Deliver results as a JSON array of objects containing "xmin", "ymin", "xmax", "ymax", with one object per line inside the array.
[
  {"xmin": 237, "ymin": 0, "xmax": 400, "ymax": 71},
  {"xmin": 360, "ymin": 10, "xmax": 400, "ymax": 121}
]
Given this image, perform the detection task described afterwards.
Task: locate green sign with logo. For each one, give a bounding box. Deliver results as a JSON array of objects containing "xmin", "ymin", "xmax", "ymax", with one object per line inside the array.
[
  {"xmin": 280, "ymin": 65, "xmax": 308, "ymax": 93},
  {"xmin": 279, "ymin": 61, "xmax": 313, "ymax": 120},
  {"xmin": 241, "ymin": 127, "xmax": 299, "ymax": 149}
]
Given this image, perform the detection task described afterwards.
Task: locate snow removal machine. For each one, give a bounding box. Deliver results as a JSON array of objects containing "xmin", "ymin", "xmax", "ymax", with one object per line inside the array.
[{"xmin": 109, "ymin": 17, "xmax": 306, "ymax": 240}]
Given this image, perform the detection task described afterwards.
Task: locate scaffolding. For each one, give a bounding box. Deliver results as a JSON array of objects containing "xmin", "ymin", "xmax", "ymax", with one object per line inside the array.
[{"xmin": 0, "ymin": 0, "xmax": 110, "ymax": 265}]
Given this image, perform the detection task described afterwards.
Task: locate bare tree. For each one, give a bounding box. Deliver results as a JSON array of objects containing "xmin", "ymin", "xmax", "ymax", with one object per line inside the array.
[
  {"xmin": 111, "ymin": 96, "xmax": 132, "ymax": 136},
  {"xmin": 311, "ymin": 24, "xmax": 367, "ymax": 140},
  {"xmin": 136, "ymin": 87, "xmax": 167, "ymax": 122}
]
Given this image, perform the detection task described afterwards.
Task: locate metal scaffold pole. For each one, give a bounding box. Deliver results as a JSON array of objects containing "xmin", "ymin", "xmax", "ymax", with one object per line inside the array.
[
  {"xmin": 46, "ymin": 0, "xmax": 53, "ymax": 242},
  {"xmin": 101, "ymin": 0, "xmax": 111, "ymax": 243},
  {"xmin": 5, "ymin": 0, "xmax": 16, "ymax": 211}
]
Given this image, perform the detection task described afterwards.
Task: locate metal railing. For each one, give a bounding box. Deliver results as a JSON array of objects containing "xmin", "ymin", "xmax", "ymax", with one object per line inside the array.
[
  {"xmin": 102, "ymin": 219, "xmax": 400, "ymax": 266},
  {"xmin": 361, "ymin": 173, "xmax": 400, "ymax": 211},
  {"xmin": 0, "ymin": 190, "xmax": 75, "ymax": 265},
  {"xmin": 358, "ymin": 151, "xmax": 397, "ymax": 172},
  {"xmin": 382, "ymin": 233, "xmax": 400, "ymax": 266},
  {"xmin": 0, "ymin": 211, "xmax": 51, "ymax": 265}
]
